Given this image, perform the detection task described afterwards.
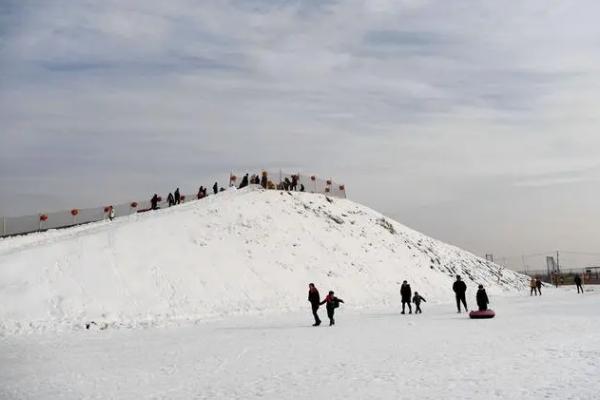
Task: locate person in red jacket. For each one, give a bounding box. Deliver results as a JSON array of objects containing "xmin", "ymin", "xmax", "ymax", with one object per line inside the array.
[
  {"xmin": 308, "ymin": 283, "xmax": 321, "ymax": 326},
  {"xmin": 320, "ymin": 290, "xmax": 344, "ymax": 326}
]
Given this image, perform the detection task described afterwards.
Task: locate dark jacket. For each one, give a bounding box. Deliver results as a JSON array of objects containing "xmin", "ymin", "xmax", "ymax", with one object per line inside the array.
[
  {"xmin": 574, "ymin": 275, "xmax": 582, "ymax": 285},
  {"xmin": 535, "ymin": 279, "xmax": 543, "ymax": 288},
  {"xmin": 320, "ymin": 294, "xmax": 344, "ymax": 309},
  {"xmin": 400, "ymin": 284, "xmax": 412, "ymax": 302},
  {"xmin": 308, "ymin": 289, "xmax": 320, "ymax": 307},
  {"xmin": 453, "ymin": 280, "xmax": 467, "ymax": 296},
  {"xmin": 174, "ymin": 189, "xmax": 180, "ymax": 202},
  {"xmin": 213, "ymin": 183, "xmax": 218, "ymax": 195},
  {"xmin": 476, "ymin": 288, "xmax": 489, "ymax": 309},
  {"xmin": 412, "ymin": 294, "xmax": 426, "ymax": 305}
]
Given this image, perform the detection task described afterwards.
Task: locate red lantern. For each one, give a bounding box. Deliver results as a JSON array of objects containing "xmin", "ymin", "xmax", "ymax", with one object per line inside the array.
[
  {"xmin": 326, "ymin": 180, "xmax": 332, "ymax": 185},
  {"xmin": 157, "ymin": 196, "xmax": 162, "ymax": 202},
  {"xmin": 39, "ymin": 214, "xmax": 48, "ymax": 222},
  {"xmin": 180, "ymin": 195, "xmax": 186, "ymax": 201},
  {"xmin": 230, "ymin": 175, "xmax": 237, "ymax": 181},
  {"xmin": 310, "ymin": 176, "xmax": 316, "ymax": 181},
  {"xmin": 339, "ymin": 185, "xmax": 345, "ymax": 191},
  {"xmin": 103, "ymin": 206, "xmax": 111, "ymax": 213},
  {"xmin": 130, "ymin": 202, "xmax": 138, "ymax": 208},
  {"xmin": 71, "ymin": 209, "xmax": 79, "ymax": 216}
]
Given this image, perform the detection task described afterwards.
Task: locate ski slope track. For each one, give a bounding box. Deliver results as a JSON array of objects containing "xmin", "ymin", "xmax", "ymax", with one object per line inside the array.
[{"xmin": 0, "ymin": 187, "xmax": 528, "ymax": 335}]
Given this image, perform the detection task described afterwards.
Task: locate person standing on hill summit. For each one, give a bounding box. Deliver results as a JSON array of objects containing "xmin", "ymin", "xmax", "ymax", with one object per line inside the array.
[
  {"xmin": 308, "ymin": 283, "xmax": 321, "ymax": 326},
  {"xmin": 400, "ymin": 280, "xmax": 412, "ymax": 314},
  {"xmin": 453, "ymin": 275, "xmax": 468, "ymax": 313}
]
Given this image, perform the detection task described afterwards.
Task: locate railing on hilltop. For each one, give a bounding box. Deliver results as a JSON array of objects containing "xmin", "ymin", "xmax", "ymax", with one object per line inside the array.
[
  {"xmin": 230, "ymin": 171, "xmax": 346, "ymax": 199},
  {"xmin": 0, "ymin": 171, "xmax": 346, "ymax": 237}
]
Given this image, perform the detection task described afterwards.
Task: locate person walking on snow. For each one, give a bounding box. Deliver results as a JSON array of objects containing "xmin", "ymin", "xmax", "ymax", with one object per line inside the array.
[
  {"xmin": 476, "ymin": 284, "xmax": 489, "ymax": 311},
  {"xmin": 308, "ymin": 283, "xmax": 321, "ymax": 326},
  {"xmin": 400, "ymin": 280, "xmax": 412, "ymax": 314},
  {"xmin": 529, "ymin": 277, "xmax": 538, "ymax": 296},
  {"xmin": 453, "ymin": 275, "xmax": 468, "ymax": 313},
  {"xmin": 412, "ymin": 292, "xmax": 426, "ymax": 314},
  {"xmin": 320, "ymin": 290, "xmax": 344, "ymax": 326},
  {"xmin": 536, "ymin": 278, "xmax": 543, "ymax": 296},
  {"xmin": 174, "ymin": 188, "xmax": 181, "ymax": 204},
  {"xmin": 213, "ymin": 182, "xmax": 218, "ymax": 195},
  {"xmin": 574, "ymin": 274, "xmax": 584, "ymax": 294}
]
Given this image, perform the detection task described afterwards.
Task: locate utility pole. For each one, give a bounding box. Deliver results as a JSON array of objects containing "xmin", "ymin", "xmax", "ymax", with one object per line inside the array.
[{"xmin": 556, "ymin": 251, "xmax": 560, "ymax": 273}]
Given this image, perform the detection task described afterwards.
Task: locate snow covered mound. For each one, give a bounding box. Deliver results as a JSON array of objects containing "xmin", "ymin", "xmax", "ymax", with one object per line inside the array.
[{"xmin": 0, "ymin": 187, "xmax": 528, "ymax": 334}]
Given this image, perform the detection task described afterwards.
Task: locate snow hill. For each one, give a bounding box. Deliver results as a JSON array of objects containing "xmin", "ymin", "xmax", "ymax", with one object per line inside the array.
[{"xmin": 0, "ymin": 186, "xmax": 528, "ymax": 334}]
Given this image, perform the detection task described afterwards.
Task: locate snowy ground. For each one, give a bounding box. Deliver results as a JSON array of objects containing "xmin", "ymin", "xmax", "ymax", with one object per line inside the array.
[{"xmin": 1, "ymin": 288, "xmax": 598, "ymax": 400}]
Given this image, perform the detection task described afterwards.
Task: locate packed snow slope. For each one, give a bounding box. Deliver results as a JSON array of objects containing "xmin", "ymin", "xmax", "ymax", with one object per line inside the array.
[{"xmin": 0, "ymin": 186, "xmax": 528, "ymax": 334}]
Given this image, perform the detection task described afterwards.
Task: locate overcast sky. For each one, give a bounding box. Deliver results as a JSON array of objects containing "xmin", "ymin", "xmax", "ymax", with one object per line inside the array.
[{"xmin": 1, "ymin": 0, "xmax": 600, "ymax": 270}]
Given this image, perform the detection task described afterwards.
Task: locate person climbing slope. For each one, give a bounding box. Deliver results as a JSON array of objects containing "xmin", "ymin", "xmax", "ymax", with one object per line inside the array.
[
  {"xmin": 320, "ymin": 290, "xmax": 344, "ymax": 326},
  {"xmin": 308, "ymin": 283, "xmax": 321, "ymax": 326}
]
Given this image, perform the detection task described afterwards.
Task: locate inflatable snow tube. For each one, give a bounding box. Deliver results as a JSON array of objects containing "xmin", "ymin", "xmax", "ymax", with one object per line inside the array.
[{"xmin": 469, "ymin": 310, "xmax": 495, "ymax": 319}]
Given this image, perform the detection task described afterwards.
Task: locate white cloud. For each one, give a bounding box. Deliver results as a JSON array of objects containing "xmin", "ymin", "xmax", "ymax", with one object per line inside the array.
[{"xmin": 1, "ymin": 0, "xmax": 600, "ymax": 267}]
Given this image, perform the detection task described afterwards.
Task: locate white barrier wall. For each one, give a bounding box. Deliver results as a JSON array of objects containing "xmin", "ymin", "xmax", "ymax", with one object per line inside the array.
[{"xmin": 0, "ymin": 171, "xmax": 346, "ymax": 237}]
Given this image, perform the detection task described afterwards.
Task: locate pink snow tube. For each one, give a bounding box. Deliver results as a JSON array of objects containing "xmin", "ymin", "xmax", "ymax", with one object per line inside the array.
[{"xmin": 469, "ymin": 310, "xmax": 495, "ymax": 319}]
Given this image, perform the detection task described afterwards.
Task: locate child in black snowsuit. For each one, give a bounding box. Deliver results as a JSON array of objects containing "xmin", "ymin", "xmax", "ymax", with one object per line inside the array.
[
  {"xmin": 476, "ymin": 284, "xmax": 489, "ymax": 311},
  {"xmin": 320, "ymin": 291, "xmax": 344, "ymax": 326},
  {"xmin": 412, "ymin": 292, "xmax": 426, "ymax": 314}
]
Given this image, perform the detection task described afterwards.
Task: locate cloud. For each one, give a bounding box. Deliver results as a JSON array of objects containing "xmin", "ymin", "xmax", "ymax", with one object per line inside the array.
[{"xmin": 1, "ymin": 0, "xmax": 600, "ymax": 267}]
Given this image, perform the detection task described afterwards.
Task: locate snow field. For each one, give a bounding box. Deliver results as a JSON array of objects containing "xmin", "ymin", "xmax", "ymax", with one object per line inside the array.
[{"xmin": 0, "ymin": 288, "xmax": 598, "ymax": 400}]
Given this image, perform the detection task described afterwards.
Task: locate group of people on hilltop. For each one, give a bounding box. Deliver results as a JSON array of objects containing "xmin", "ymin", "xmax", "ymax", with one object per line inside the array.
[
  {"xmin": 233, "ymin": 171, "xmax": 306, "ymax": 192},
  {"xmin": 307, "ymin": 275, "xmax": 491, "ymax": 326},
  {"xmin": 142, "ymin": 172, "xmax": 312, "ymax": 214}
]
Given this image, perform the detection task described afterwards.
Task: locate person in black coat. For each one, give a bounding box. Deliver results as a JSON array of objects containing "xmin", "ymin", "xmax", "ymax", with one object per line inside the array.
[
  {"xmin": 239, "ymin": 174, "xmax": 249, "ymax": 189},
  {"xmin": 453, "ymin": 275, "xmax": 468, "ymax": 313},
  {"xmin": 167, "ymin": 192, "xmax": 175, "ymax": 207},
  {"xmin": 213, "ymin": 182, "xmax": 218, "ymax": 195},
  {"xmin": 320, "ymin": 290, "xmax": 344, "ymax": 326},
  {"xmin": 150, "ymin": 193, "xmax": 159, "ymax": 210},
  {"xmin": 308, "ymin": 283, "xmax": 321, "ymax": 326},
  {"xmin": 174, "ymin": 188, "xmax": 181, "ymax": 204},
  {"xmin": 574, "ymin": 274, "xmax": 583, "ymax": 294},
  {"xmin": 400, "ymin": 280, "xmax": 412, "ymax": 314},
  {"xmin": 412, "ymin": 291, "xmax": 426, "ymax": 314},
  {"xmin": 535, "ymin": 278, "xmax": 543, "ymax": 296},
  {"xmin": 476, "ymin": 284, "xmax": 489, "ymax": 311}
]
